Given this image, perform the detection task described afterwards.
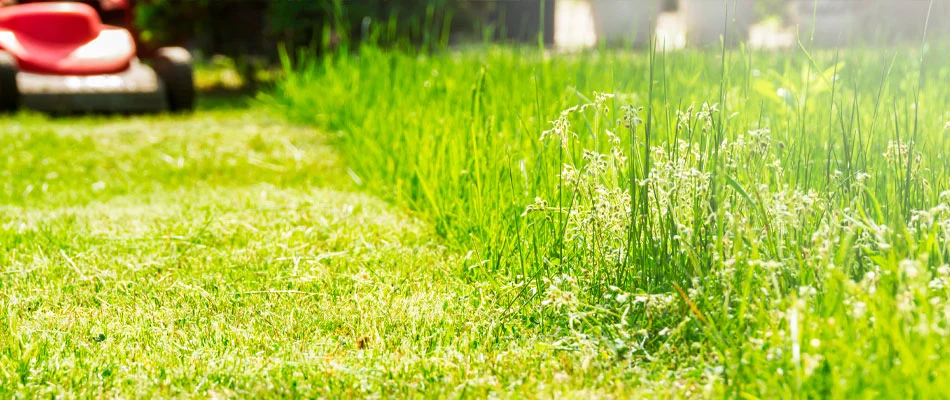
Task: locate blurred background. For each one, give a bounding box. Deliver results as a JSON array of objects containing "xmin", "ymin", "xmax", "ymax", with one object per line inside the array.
[{"xmin": 125, "ymin": 0, "xmax": 949, "ymax": 89}]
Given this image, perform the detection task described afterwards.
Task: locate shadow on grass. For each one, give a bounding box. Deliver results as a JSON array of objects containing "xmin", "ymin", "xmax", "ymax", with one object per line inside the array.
[
  {"xmin": 196, "ymin": 89, "xmax": 260, "ymax": 111},
  {"xmin": 14, "ymin": 90, "xmax": 264, "ymax": 118}
]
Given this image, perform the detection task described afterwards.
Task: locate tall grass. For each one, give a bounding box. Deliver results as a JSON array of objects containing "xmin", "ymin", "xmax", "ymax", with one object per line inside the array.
[{"xmin": 270, "ymin": 38, "xmax": 950, "ymax": 395}]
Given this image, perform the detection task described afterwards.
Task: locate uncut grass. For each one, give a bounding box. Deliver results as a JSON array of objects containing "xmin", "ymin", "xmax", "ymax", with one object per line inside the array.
[{"xmin": 272, "ymin": 41, "xmax": 950, "ymax": 396}]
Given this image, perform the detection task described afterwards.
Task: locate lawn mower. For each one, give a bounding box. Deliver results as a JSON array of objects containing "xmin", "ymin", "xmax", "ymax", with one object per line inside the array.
[{"xmin": 0, "ymin": 0, "xmax": 194, "ymax": 113}]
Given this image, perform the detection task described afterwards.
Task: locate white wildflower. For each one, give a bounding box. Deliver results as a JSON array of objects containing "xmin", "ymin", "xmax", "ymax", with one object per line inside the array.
[
  {"xmin": 901, "ymin": 259, "xmax": 920, "ymax": 280},
  {"xmin": 852, "ymin": 301, "xmax": 867, "ymax": 318}
]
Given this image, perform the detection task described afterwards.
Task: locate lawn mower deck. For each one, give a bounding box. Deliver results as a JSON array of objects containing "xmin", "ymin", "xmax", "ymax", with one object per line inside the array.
[
  {"xmin": 13, "ymin": 60, "xmax": 165, "ymax": 113},
  {"xmin": 0, "ymin": 1, "xmax": 194, "ymax": 113}
]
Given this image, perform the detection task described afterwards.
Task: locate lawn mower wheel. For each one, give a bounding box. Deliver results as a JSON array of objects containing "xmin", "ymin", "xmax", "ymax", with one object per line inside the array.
[
  {"xmin": 0, "ymin": 50, "xmax": 19, "ymax": 112},
  {"xmin": 153, "ymin": 47, "xmax": 195, "ymax": 112}
]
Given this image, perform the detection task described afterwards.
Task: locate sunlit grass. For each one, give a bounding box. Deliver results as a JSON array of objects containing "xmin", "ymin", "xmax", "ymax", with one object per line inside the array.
[
  {"xmin": 1, "ymin": 101, "xmax": 688, "ymax": 397},
  {"xmin": 5, "ymin": 34, "xmax": 950, "ymax": 397},
  {"xmin": 271, "ymin": 40, "xmax": 950, "ymax": 396}
]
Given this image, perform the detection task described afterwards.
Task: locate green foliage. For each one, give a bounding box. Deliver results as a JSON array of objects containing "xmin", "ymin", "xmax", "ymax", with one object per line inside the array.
[
  {"xmin": 268, "ymin": 0, "xmax": 463, "ymax": 50},
  {"xmin": 135, "ymin": 0, "xmax": 485, "ymax": 54},
  {"xmin": 134, "ymin": 0, "xmax": 214, "ymax": 45}
]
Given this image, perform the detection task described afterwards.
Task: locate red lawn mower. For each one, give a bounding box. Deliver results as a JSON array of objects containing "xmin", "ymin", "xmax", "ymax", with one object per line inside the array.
[{"xmin": 0, "ymin": 0, "xmax": 194, "ymax": 113}]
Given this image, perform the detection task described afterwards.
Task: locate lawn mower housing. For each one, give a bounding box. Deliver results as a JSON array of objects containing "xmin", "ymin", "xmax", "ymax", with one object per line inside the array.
[{"xmin": 0, "ymin": 1, "xmax": 194, "ymax": 113}]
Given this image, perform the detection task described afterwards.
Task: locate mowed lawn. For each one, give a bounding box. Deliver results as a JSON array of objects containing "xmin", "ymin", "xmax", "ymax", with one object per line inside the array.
[{"xmin": 0, "ymin": 102, "xmax": 640, "ymax": 397}]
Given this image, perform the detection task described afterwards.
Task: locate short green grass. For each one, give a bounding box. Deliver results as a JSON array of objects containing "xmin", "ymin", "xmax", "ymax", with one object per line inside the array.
[{"xmin": 0, "ymin": 100, "xmax": 687, "ymax": 397}]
